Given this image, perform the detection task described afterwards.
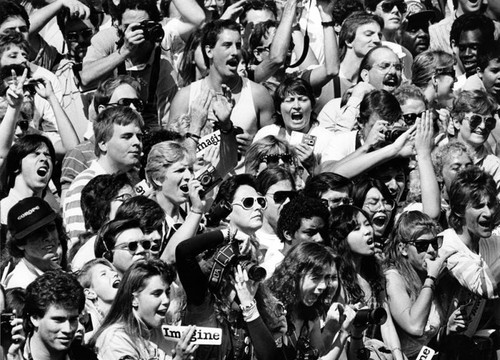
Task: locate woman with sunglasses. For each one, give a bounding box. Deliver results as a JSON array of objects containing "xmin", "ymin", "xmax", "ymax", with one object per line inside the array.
[
  {"xmin": 90, "ymin": 259, "xmax": 198, "ymax": 360},
  {"xmin": 383, "ymin": 211, "xmax": 457, "ymax": 360},
  {"xmin": 330, "ymin": 205, "xmax": 404, "ymax": 360},
  {"xmin": 252, "ymin": 78, "xmax": 338, "ymax": 176},
  {"xmin": 255, "ymin": 167, "xmax": 297, "ymax": 278},
  {"xmin": 175, "ymin": 174, "xmax": 284, "ymax": 360}
]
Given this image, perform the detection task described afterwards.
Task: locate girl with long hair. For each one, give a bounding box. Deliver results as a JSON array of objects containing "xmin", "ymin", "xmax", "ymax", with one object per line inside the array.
[
  {"xmin": 267, "ymin": 242, "xmax": 359, "ymax": 360},
  {"xmin": 90, "ymin": 259, "xmax": 197, "ymax": 360}
]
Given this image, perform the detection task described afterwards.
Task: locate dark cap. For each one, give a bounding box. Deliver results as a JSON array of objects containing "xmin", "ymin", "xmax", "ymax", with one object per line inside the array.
[
  {"xmin": 404, "ymin": 1, "xmax": 435, "ymax": 27},
  {"xmin": 7, "ymin": 197, "xmax": 57, "ymax": 239}
]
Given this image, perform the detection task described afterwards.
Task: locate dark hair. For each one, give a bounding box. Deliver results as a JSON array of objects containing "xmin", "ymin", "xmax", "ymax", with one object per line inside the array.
[
  {"xmin": 477, "ymin": 39, "xmax": 500, "ymax": 71},
  {"xmin": 256, "ymin": 166, "xmax": 295, "ymax": 195},
  {"xmin": 115, "ymin": 195, "xmax": 165, "ymax": 235},
  {"xmin": 358, "ymin": 90, "xmax": 402, "ymax": 126},
  {"xmin": 0, "ymin": 31, "xmax": 30, "ymax": 59},
  {"xmin": 81, "ymin": 173, "xmax": 133, "ymax": 233},
  {"xmin": 93, "ymin": 106, "xmax": 144, "ymax": 157},
  {"xmin": 56, "ymin": 0, "xmax": 100, "ymax": 33},
  {"xmin": 93, "ymin": 75, "xmax": 141, "ymax": 112},
  {"xmin": 0, "ymin": 0, "xmax": 30, "ymax": 30},
  {"xmin": 330, "ymin": 205, "xmax": 384, "ymax": 304},
  {"xmin": 303, "ymin": 172, "xmax": 352, "ymax": 199},
  {"xmin": 339, "ymin": 12, "xmax": 383, "ymax": 61},
  {"xmin": 274, "ymin": 77, "xmax": 317, "ymax": 127},
  {"xmin": 277, "ymin": 195, "xmax": 330, "ymax": 244},
  {"xmin": 332, "ymin": 0, "xmax": 365, "ymax": 27},
  {"xmin": 24, "ymin": 270, "xmax": 85, "ymax": 335},
  {"xmin": 448, "ymin": 167, "xmax": 497, "ymax": 232},
  {"xmin": 114, "ymin": 0, "xmax": 161, "ymax": 23},
  {"xmin": 248, "ymin": 19, "xmax": 278, "ymax": 62},
  {"xmin": 94, "ymin": 219, "xmax": 142, "ymax": 260},
  {"xmin": 201, "ymin": 19, "xmax": 241, "ymax": 68},
  {"xmin": 5, "ymin": 134, "xmax": 56, "ymax": 189},
  {"xmin": 89, "ymin": 260, "xmax": 176, "ymax": 348},
  {"xmin": 451, "ymin": 90, "xmax": 497, "ymax": 126},
  {"xmin": 5, "ymin": 287, "xmax": 26, "ymax": 317},
  {"xmin": 239, "ymin": 0, "xmax": 277, "ymax": 27},
  {"xmin": 351, "ymin": 176, "xmax": 393, "ymax": 209},
  {"xmin": 177, "ymin": 28, "xmax": 205, "ymax": 87},
  {"xmin": 267, "ymin": 242, "xmax": 339, "ymax": 320},
  {"xmin": 364, "ymin": 0, "xmax": 400, "ymax": 11},
  {"xmin": 213, "ymin": 174, "xmax": 258, "ymax": 206},
  {"xmin": 449, "ymin": 13, "xmax": 494, "ymax": 46}
]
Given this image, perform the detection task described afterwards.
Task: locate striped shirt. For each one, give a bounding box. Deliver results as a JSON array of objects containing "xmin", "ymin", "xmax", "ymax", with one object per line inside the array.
[
  {"xmin": 63, "ymin": 160, "xmax": 107, "ymax": 247},
  {"xmin": 61, "ymin": 138, "xmax": 96, "ymax": 194}
]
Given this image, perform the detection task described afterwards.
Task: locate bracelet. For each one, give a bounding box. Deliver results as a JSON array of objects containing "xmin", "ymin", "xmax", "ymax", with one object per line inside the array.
[
  {"xmin": 321, "ymin": 21, "xmax": 335, "ymax": 27},
  {"xmin": 422, "ymin": 284, "xmax": 435, "ymax": 292},
  {"xmin": 186, "ymin": 132, "xmax": 201, "ymax": 142},
  {"xmin": 190, "ymin": 207, "xmax": 203, "ymax": 215},
  {"xmin": 426, "ymin": 275, "xmax": 437, "ymax": 283}
]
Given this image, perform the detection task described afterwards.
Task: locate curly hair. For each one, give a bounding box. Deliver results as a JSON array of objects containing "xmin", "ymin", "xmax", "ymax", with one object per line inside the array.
[
  {"xmin": 450, "ymin": 13, "xmax": 494, "ymax": 46},
  {"xmin": 431, "ymin": 141, "xmax": 472, "ymax": 183},
  {"xmin": 448, "ymin": 167, "xmax": 497, "ymax": 232},
  {"xmin": 383, "ymin": 211, "xmax": 441, "ymax": 299},
  {"xmin": 267, "ymin": 242, "xmax": 339, "ymax": 321},
  {"xmin": 329, "ymin": 205, "xmax": 384, "ymax": 305},
  {"xmin": 277, "ymin": 195, "xmax": 330, "ymax": 245},
  {"xmin": 24, "ymin": 270, "xmax": 85, "ymax": 335}
]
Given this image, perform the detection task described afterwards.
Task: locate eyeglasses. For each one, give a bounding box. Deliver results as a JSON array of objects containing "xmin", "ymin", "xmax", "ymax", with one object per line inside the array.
[
  {"xmin": 66, "ymin": 28, "xmax": 94, "ymax": 42},
  {"xmin": 260, "ymin": 153, "xmax": 293, "ymax": 165},
  {"xmin": 232, "ymin": 196, "xmax": 268, "ymax": 210},
  {"xmin": 372, "ymin": 61, "xmax": 403, "ymax": 72},
  {"xmin": 434, "ymin": 67, "xmax": 456, "ymax": 79},
  {"xmin": 267, "ymin": 190, "xmax": 298, "ymax": 204},
  {"xmin": 6, "ymin": 25, "xmax": 29, "ymax": 33},
  {"xmin": 107, "ymin": 98, "xmax": 144, "ymax": 112},
  {"xmin": 402, "ymin": 111, "xmax": 425, "ymax": 126},
  {"xmin": 464, "ymin": 114, "xmax": 497, "ymax": 131},
  {"xmin": 256, "ymin": 46, "xmax": 270, "ymax": 53},
  {"xmin": 114, "ymin": 239, "xmax": 160, "ymax": 253},
  {"xmin": 381, "ymin": 0, "xmax": 407, "ymax": 13},
  {"xmin": 408, "ymin": 237, "xmax": 442, "ymax": 253},
  {"xmin": 321, "ymin": 197, "xmax": 353, "ymax": 208},
  {"xmin": 364, "ymin": 198, "xmax": 395, "ymax": 212},
  {"xmin": 112, "ymin": 193, "xmax": 133, "ymax": 202}
]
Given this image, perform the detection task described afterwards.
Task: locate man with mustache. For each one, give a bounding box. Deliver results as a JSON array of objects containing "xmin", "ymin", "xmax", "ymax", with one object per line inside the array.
[{"xmin": 400, "ymin": 1, "xmax": 435, "ymax": 58}]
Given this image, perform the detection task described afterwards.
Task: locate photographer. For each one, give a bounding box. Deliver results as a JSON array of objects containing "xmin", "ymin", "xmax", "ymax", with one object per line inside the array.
[
  {"xmin": 175, "ymin": 174, "xmax": 284, "ymax": 360},
  {"xmin": 81, "ymin": 0, "xmax": 177, "ymax": 129}
]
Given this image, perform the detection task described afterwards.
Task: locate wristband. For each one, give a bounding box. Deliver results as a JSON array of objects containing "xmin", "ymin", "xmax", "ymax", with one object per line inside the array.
[
  {"xmin": 186, "ymin": 132, "xmax": 201, "ymax": 141},
  {"xmin": 422, "ymin": 284, "xmax": 435, "ymax": 292},
  {"xmin": 426, "ymin": 275, "xmax": 437, "ymax": 283},
  {"xmin": 190, "ymin": 207, "xmax": 203, "ymax": 215},
  {"xmin": 321, "ymin": 21, "xmax": 335, "ymax": 27}
]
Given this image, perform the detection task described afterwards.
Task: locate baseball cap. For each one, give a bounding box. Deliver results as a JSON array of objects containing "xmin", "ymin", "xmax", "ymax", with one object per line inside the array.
[
  {"xmin": 7, "ymin": 197, "xmax": 57, "ymax": 240},
  {"xmin": 404, "ymin": 1, "xmax": 435, "ymax": 27}
]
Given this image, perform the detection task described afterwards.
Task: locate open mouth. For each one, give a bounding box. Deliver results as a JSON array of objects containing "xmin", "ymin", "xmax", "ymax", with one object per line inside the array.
[
  {"xmin": 227, "ymin": 58, "xmax": 239, "ymax": 68},
  {"xmin": 291, "ymin": 113, "xmax": 303, "ymax": 121},
  {"xmin": 372, "ymin": 214, "xmax": 387, "ymax": 227},
  {"xmin": 384, "ymin": 77, "xmax": 398, "ymax": 86},
  {"xmin": 478, "ymin": 219, "xmax": 491, "ymax": 229},
  {"xmin": 179, "ymin": 184, "xmax": 189, "ymax": 193},
  {"xmin": 112, "ymin": 279, "xmax": 120, "ymax": 288},
  {"xmin": 367, "ymin": 238, "xmax": 374, "ymax": 246},
  {"xmin": 156, "ymin": 308, "xmax": 167, "ymax": 317},
  {"xmin": 37, "ymin": 166, "xmax": 49, "ymax": 177}
]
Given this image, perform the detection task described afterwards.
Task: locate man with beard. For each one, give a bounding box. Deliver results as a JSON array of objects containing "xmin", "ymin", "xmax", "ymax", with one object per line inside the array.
[
  {"xmin": 169, "ymin": 19, "xmax": 274, "ymax": 170},
  {"xmin": 53, "ymin": 0, "xmax": 100, "ymax": 140},
  {"xmin": 319, "ymin": 46, "xmax": 402, "ymax": 132},
  {"xmin": 451, "ymin": 13, "xmax": 495, "ymax": 91},
  {"xmin": 81, "ymin": 0, "xmax": 177, "ymax": 130},
  {"xmin": 400, "ymin": 1, "xmax": 435, "ymax": 58}
]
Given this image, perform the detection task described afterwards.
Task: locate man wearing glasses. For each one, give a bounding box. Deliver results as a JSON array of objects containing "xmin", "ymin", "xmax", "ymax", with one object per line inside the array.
[{"xmin": 451, "ymin": 90, "xmax": 500, "ymax": 192}]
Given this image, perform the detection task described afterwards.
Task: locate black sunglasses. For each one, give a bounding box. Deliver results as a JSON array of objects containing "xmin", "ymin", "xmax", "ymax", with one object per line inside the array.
[
  {"xmin": 434, "ymin": 67, "xmax": 456, "ymax": 79},
  {"xmin": 321, "ymin": 197, "xmax": 353, "ymax": 208},
  {"xmin": 402, "ymin": 111, "xmax": 425, "ymax": 126},
  {"xmin": 269, "ymin": 190, "xmax": 298, "ymax": 204},
  {"xmin": 115, "ymin": 239, "xmax": 160, "ymax": 252},
  {"xmin": 408, "ymin": 237, "xmax": 441, "ymax": 253},
  {"xmin": 466, "ymin": 114, "xmax": 497, "ymax": 131},
  {"xmin": 232, "ymin": 196, "xmax": 268, "ymax": 210},
  {"xmin": 260, "ymin": 153, "xmax": 293, "ymax": 165},
  {"xmin": 108, "ymin": 98, "xmax": 144, "ymax": 112},
  {"xmin": 381, "ymin": 0, "xmax": 407, "ymax": 13},
  {"xmin": 66, "ymin": 28, "xmax": 94, "ymax": 42}
]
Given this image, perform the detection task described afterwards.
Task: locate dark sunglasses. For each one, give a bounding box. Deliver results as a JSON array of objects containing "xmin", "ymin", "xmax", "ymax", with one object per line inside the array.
[
  {"xmin": 107, "ymin": 98, "xmax": 144, "ymax": 112},
  {"xmin": 408, "ymin": 237, "xmax": 441, "ymax": 253},
  {"xmin": 66, "ymin": 28, "xmax": 94, "ymax": 42},
  {"xmin": 466, "ymin": 114, "xmax": 497, "ymax": 131},
  {"xmin": 232, "ymin": 196, "xmax": 267, "ymax": 210},
  {"xmin": 402, "ymin": 111, "xmax": 425, "ymax": 125},
  {"xmin": 381, "ymin": 0, "xmax": 407, "ymax": 13},
  {"xmin": 321, "ymin": 197, "xmax": 353, "ymax": 208},
  {"xmin": 434, "ymin": 67, "xmax": 455, "ymax": 79},
  {"xmin": 260, "ymin": 153, "xmax": 293, "ymax": 165},
  {"xmin": 269, "ymin": 190, "xmax": 298, "ymax": 204},
  {"xmin": 114, "ymin": 239, "xmax": 160, "ymax": 252}
]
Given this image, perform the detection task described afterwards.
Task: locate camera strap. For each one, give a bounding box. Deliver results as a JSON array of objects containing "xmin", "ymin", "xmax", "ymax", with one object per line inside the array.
[
  {"xmin": 287, "ymin": 1, "xmax": 312, "ymax": 69},
  {"xmin": 208, "ymin": 241, "xmax": 239, "ymax": 291}
]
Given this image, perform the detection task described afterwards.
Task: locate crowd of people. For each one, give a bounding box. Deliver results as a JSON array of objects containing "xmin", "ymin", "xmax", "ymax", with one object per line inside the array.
[{"xmin": 1, "ymin": 0, "xmax": 500, "ymax": 359}]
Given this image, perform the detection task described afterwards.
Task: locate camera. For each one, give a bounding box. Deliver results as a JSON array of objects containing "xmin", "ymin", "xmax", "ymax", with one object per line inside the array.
[
  {"xmin": 384, "ymin": 126, "xmax": 408, "ymax": 143},
  {"xmin": 239, "ymin": 259, "xmax": 266, "ymax": 281},
  {"xmin": 1, "ymin": 313, "xmax": 15, "ymax": 340},
  {"xmin": 205, "ymin": 200, "xmax": 232, "ymax": 227},
  {"xmin": 295, "ymin": 334, "xmax": 320, "ymax": 360},
  {"xmin": 197, "ymin": 165, "xmax": 223, "ymax": 198},
  {"xmin": 134, "ymin": 21, "xmax": 164, "ymax": 43},
  {"xmin": 353, "ymin": 307, "xmax": 387, "ymax": 327}
]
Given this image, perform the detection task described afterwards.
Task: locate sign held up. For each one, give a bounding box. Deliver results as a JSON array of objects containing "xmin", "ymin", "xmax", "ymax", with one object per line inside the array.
[{"xmin": 161, "ymin": 325, "xmax": 222, "ymax": 345}]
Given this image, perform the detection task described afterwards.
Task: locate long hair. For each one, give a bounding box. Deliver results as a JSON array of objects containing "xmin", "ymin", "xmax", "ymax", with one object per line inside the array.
[
  {"xmin": 384, "ymin": 211, "xmax": 440, "ymax": 299},
  {"xmin": 267, "ymin": 242, "xmax": 339, "ymax": 321},
  {"xmin": 329, "ymin": 205, "xmax": 383, "ymax": 305},
  {"xmin": 89, "ymin": 259, "xmax": 176, "ymax": 349}
]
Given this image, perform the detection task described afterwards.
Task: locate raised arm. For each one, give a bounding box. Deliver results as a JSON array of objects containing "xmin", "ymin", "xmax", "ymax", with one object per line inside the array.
[
  {"xmin": 28, "ymin": 0, "xmax": 90, "ymax": 34},
  {"xmin": 170, "ymin": 0, "xmax": 206, "ymax": 41}
]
